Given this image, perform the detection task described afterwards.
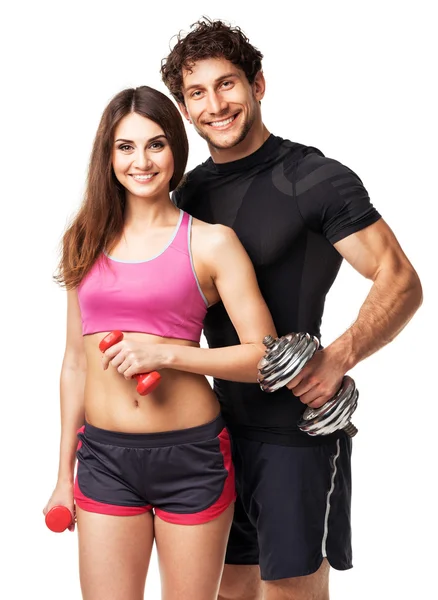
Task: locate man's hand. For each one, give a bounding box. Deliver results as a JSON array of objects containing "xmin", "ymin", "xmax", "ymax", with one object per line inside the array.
[
  {"xmin": 286, "ymin": 347, "xmax": 347, "ymax": 408},
  {"xmin": 102, "ymin": 340, "xmax": 168, "ymax": 378}
]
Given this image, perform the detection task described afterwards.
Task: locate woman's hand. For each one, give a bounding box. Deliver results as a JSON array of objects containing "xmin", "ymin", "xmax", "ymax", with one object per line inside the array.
[
  {"xmin": 43, "ymin": 480, "xmax": 76, "ymax": 532},
  {"xmin": 102, "ymin": 340, "xmax": 170, "ymax": 378}
]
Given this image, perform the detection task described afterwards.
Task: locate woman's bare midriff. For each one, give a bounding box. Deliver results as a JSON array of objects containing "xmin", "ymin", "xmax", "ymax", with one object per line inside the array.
[{"xmin": 83, "ymin": 332, "xmax": 220, "ymax": 433}]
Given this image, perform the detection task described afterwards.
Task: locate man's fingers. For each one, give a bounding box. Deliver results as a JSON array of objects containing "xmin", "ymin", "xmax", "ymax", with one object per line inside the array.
[
  {"xmin": 300, "ymin": 388, "xmax": 333, "ymax": 407},
  {"xmin": 285, "ymin": 370, "xmax": 306, "ymax": 390},
  {"xmin": 299, "ymin": 389, "xmax": 321, "ymax": 405}
]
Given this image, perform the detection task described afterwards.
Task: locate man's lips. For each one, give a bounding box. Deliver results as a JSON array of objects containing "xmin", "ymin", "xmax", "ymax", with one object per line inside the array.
[{"xmin": 204, "ymin": 113, "xmax": 239, "ymax": 129}]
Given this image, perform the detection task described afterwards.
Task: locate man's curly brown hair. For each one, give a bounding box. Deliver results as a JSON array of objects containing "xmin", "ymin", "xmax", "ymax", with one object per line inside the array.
[{"xmin": 161, "ymin": 18, "xmax": 263, "ymax": 105}]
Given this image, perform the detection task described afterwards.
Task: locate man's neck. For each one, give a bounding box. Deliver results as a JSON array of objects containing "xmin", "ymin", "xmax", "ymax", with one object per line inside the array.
[{"xmin": 208, "ymin": 124, "xmax": 271, "ymax": 164}]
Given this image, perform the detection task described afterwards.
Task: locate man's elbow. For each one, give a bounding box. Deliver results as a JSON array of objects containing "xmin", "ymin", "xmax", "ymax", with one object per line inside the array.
[{"xmin": 402, "ymin": 266, "xmax": 423, "ymax": 313}]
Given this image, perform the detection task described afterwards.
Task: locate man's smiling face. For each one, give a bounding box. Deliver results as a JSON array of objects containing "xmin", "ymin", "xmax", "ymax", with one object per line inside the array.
[{"xmin": 180, "ymin": 57, "xmax": 263, "ymax": 151}]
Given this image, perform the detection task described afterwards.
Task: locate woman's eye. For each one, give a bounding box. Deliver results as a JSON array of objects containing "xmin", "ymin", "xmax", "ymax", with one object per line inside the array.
[
  {"xmin": 119, "ymin": 144, "xmax": 132, "ymax": 151},
  {"xmin": 150, "ymin": 142, "xmax": 164, "ymax": 150}
]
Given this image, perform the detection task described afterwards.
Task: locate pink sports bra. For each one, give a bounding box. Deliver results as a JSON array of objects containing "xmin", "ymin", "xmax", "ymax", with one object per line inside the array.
[{"xmin": 77, "ymin": 210, "xmax": 208, "ymax": 342}]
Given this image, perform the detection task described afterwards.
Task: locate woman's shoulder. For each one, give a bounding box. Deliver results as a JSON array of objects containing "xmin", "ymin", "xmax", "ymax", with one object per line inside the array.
[
  {"xmin": 191, "ymin": 217, "xmax": 239, "ymax": 250},
  {"xmin": 189, "ymin": 217, "xmax": 242, "ymax": 267}
]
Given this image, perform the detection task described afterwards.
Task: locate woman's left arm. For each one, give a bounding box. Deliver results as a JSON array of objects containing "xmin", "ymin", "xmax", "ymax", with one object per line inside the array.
[
  {"xmin": 164, "ymin": 225, "xmax": 277, "ymax": 382},
  {"xmin": 103, "ymin": 225, "xmax": 277, "ymax": 382}
]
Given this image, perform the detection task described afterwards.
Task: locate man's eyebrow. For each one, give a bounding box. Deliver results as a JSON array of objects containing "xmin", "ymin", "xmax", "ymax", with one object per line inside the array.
[
  {"xmin": 184, "ymin": 72, "xmax": 240, "ymax": 92},
  {"xmin": 114, "ymin": 134, "xmax": 167, "ymax": 144}
]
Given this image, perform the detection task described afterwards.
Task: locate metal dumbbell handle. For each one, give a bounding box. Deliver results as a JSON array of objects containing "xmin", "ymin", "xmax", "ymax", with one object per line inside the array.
[{"xmin": 257, "ymin": 334, "xmax": 358, "ymax": 437}]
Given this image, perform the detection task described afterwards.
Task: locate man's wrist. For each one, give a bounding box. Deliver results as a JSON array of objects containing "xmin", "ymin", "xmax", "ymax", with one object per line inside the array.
[{"xmin": 328, "ymin": 331, "xmax": 358, "ymax": 372}]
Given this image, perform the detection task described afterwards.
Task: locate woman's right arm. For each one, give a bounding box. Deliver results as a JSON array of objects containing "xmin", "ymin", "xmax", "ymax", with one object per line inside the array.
[{"xmin": 43, "ymin": 289, "xmax": 86, "ymax": 529}]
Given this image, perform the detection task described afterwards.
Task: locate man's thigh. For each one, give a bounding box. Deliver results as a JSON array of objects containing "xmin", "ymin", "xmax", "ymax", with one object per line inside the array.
[{"xmin": 232, "ymin": 435, "xmax": 353, "ymax": 582}]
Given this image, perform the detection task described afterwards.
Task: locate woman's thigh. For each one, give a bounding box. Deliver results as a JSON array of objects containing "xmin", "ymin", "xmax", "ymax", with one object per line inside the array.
[
  {"xmin": 77, "ymin": 507, "xmax": 154, "ymax": 600},
  {"xmin": 155, "ymin": 503, "xmax": 234, "ymax": 600}
]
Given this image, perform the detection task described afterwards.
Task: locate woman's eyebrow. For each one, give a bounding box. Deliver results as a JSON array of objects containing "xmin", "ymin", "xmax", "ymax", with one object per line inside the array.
[{"xmin": 114, "ymin": 134, "xmax": 167, "ymax": 144}]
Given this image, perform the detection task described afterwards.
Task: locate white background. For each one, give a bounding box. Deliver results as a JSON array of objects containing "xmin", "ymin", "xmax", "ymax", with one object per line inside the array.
[{"xmin": 1, "ymin": 1, "xmax": 436, "ymax": 598}]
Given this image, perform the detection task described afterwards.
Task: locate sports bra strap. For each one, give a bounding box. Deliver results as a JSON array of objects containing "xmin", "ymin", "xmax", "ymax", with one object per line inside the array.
[{"xmin": 170, "ymin": 210, "xmax": 191, "ymax": 254}]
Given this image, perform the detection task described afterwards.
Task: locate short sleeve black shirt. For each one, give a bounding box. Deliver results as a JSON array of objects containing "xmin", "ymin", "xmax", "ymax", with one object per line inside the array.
[{"xmin": 173, "ymin": 135, "xmax": 381, "ymax": 445}]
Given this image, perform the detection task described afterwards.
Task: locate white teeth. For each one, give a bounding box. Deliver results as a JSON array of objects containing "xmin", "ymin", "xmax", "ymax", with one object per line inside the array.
[
  {"xmin": 132, "ymin": 174, "xmax": 154, "ymax": 181},
  {"xmin": 210, "ymin": 116, "xmax": 235, "ymax": 128}
]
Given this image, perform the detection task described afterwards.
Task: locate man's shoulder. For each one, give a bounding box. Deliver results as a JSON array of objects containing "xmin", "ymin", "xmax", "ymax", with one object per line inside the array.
[
  {"xmin": 292, "ymin": 144, "xmax": 361, "ymax": 181},
  {"xmin": 275, "ymin": 136, "xmax": 331, "ymax": 172}
]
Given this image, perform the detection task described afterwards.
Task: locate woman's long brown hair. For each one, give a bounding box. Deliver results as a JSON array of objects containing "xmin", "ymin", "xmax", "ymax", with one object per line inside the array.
[{"xmin": 54, "ymin": 86, "xmax": 188, "ymax": 289}]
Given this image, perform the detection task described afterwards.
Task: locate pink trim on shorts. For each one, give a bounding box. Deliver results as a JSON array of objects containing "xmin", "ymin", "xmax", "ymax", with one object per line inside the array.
[
  {"xmin": 74, "ymin": 476, "xmax": 152, "ymax": 516},
  {"xmin": 76, "ymin": 425, "xmax": 85, "ymax": 453},
  {"xmin": 155, "ymin": 427, "xmax": 236, "ymax": 525}
]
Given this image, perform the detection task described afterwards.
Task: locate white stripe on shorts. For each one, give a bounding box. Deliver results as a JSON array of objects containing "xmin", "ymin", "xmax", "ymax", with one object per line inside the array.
[{"xmin": 321, "ymin": 438, "xmax": 341, "ymax": 557}]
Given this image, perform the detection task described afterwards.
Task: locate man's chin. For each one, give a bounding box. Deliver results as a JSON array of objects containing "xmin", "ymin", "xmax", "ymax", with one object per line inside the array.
[
  {"xmin": 203, "ymin": 130, "xmax": 245, "ymax": 151},
  {"xmin": 195, "ymin": 116, "xmax": 254, "ymax": 151}
]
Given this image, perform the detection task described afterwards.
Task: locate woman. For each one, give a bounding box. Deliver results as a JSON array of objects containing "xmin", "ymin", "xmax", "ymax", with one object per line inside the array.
[{"xmin": 43, "ymin": 86, "xmax": 277, "ymax": 600}]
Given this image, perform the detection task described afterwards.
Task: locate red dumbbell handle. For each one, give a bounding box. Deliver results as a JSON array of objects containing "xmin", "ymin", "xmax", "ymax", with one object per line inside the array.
[
  {"xmin": 99, "ymin": 331, "xmax": 161, "ymax": 396},
  {"xmin": 45, "ymin": 505, "xmax": 73, "ymax": 533}
]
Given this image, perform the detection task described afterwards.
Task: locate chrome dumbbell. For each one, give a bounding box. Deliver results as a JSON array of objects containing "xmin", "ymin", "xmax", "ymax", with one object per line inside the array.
[{"xmin": 257, "ymin": 333, "xmax": 359, "ymax": 437}]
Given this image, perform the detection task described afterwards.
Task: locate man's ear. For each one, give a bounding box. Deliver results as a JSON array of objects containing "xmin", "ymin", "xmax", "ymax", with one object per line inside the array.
[
  {"xmin": 253, "ymin": 71, "xmax": 266, "ymax": 102},
  {"xmin": 178, "ymin": 102, "xmax": 192, "ymax": 124}
]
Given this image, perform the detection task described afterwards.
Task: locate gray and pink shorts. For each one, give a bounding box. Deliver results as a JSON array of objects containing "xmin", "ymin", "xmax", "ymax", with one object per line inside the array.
[{"xmin": 74, "ymin": 414, "xmax": 235, "ymax": 524}]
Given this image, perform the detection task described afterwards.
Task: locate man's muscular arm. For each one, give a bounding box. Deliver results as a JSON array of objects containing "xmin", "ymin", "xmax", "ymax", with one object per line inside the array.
[
  {"xmin": 287, "ymin": 218, "xmax": 422, "ymax": 407},
  {"xmin": 332, "ymin": 218, "xmax": 422, "ymax": 364}
]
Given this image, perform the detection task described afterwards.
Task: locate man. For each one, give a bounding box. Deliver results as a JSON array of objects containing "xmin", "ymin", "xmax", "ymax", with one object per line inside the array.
[{"xmin": 161, "ymin": 18, "xmax": 422, "ymax": 600}]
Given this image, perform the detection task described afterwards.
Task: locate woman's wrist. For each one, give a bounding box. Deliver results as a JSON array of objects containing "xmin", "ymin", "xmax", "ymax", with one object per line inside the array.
[
  {"xmin": 160, "ymin": 344, "xmax": 180, "ymax": 369},
  {"xmin": 56, "ymin": 464, "xmax": 76, "ymax": 486},
  {"xmin": 56, "ymin": 475, "xmax": 74, "ymax": 488}
]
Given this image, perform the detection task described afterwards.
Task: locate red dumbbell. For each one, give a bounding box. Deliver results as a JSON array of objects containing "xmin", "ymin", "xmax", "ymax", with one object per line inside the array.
[
  {"xmin": 99, "ymin": 330, "xmax": 161, "ymax": 395},
  {"xmin": 45, "ymin": 505, "xmax": 73, "ymax": 533}
]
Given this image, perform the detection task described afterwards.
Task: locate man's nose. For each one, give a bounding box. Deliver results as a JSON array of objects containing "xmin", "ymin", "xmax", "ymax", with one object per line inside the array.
[{"xmin": 206, "ymin": 91, "xmax": 228, "ymax": 115}]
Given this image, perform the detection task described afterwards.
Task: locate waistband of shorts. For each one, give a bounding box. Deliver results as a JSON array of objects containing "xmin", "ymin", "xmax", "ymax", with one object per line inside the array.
[
  {"xmin": 82, "ymin": 413, "xmax": 226, "ymax": 448},
  {"xmin": 228, "ymin": 425, "xmax": 345, "ymax": 447}
]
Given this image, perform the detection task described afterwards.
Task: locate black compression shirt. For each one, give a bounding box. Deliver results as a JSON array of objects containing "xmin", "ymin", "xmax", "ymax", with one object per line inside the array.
[{"xmin": 173, "ymin": 135, "xmax": 381, "ymax": 446}]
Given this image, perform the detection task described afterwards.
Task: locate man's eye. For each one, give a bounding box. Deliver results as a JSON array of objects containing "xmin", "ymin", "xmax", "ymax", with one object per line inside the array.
[{"xmin": 191, "ymin": 91, "xmax": 202, "ymax": 98}]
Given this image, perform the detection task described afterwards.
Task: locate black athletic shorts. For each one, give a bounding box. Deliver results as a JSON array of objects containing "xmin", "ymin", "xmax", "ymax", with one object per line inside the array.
[
  {"xmin": 225, "ymin": 434, "xmax": 353, "ymax": 580},
  {"xmin": 74, "ymin": 414, "xmax": 235, "ymax": 525}
]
